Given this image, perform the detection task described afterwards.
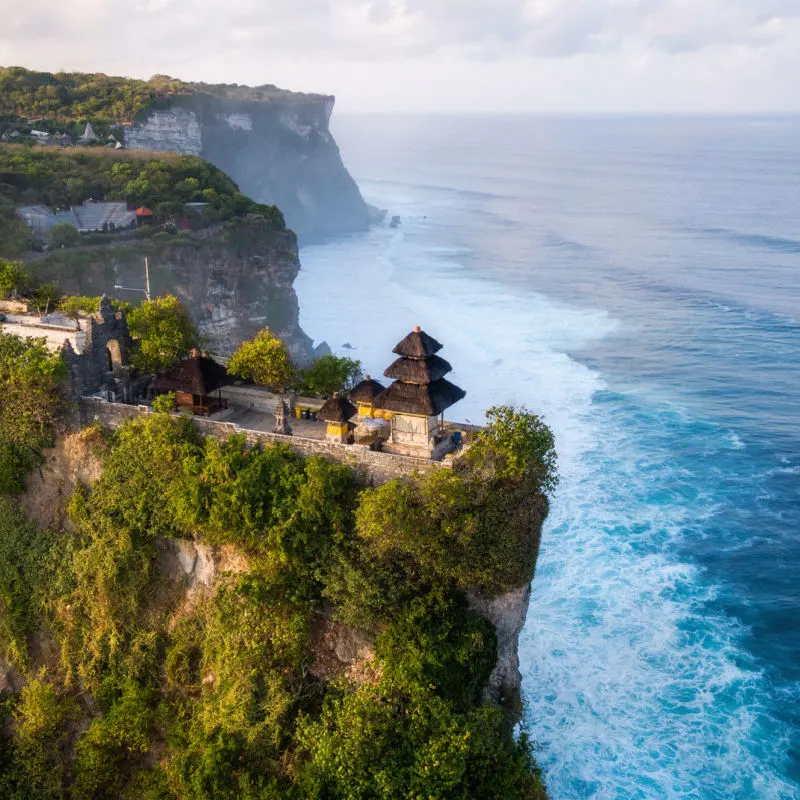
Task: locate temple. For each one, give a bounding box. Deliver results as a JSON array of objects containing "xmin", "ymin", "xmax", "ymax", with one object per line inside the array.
[
  {"xmin": 376, "ymin": 326, "xmax": 466, "ymax": 458},
  {"xmin": 318, "ymin": 392, "xmax": 357, "ymax": 443}
]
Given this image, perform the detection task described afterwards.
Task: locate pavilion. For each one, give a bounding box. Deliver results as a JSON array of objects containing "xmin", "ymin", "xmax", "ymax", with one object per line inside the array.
[
  {"xmin": 317, "ymin": 392, "xmax": 357, "ymax": 443},
  {"xmin": 152, "ymin": 352, "xmax": 231, "ymax": 416},
  {"xmin": 376, "ymin": 326, "xmax": 466, "ymax": 458}
]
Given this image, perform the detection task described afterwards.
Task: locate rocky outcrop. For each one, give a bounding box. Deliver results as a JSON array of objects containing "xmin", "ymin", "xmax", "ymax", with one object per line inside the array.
[
  {"xmin": 125, "ymin": 94, "xmax": 369, "ymax": 240},
  {"xmin": 25, "ymin": 218, "xmax": 317, "ymax": 362},
  {"xmin": 467, "ymin": 584, "xmax": 532, "ymax": 706},
  {"xmin": 20, "ymin": 427, "xmax": 107, "ymax": 530}
]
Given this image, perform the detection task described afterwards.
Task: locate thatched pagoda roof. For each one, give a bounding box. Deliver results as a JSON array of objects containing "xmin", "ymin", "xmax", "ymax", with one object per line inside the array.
[
  {"xmin": 392, "ymin": 326, "xmax": 443, "ymax": 359},
  {"xmin": 384, "ymin": 354, "xmax": 452, "ymax": 385},
  {"xmin": 348, "ymin": 376, "xmax": 385, "ymax": 404},
  {"xmin": 153, "ymin": 355, "xmax": 231, "ymax": 395},
  {"xmin": 377, "ymin": 378, "xmax": 466, "ymax": 416},
  {"xmin": 318, "ymin": 393, "xmax": 357, "ymax": 423}
]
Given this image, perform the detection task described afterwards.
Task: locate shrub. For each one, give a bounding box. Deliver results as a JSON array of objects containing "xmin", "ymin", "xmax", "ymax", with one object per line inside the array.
[
  {"xmin": 48, "ymin": 221, "xmax": 80, "ymax": 249},
  {"xmin": 0, "ymin": 677, "xmax": 76, "ymax": 800},
  {"xmin": 0, "ymin": 259, "xmax": 30, "ymax": 299},
  {"xmin": 228, "ymin": 327, "xmax": 294, "ymax": 391},
  {"xmin": 152, "ymin": 392, "xmax": 176, "ymax": 414},
  {"xmin": 295, "ymin": 354, "xmax": 362, "ymax": 398}
]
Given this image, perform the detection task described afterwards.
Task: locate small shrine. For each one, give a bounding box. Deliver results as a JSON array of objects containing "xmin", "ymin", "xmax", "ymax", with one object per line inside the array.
[
  {"xmin": 317, "ymin": 392, "xmax": 357, "ymax": 443},
  {"xmin": 348, "ymin": 375, "xmax": 385, "ymax": 417},
  {"xmin": 152, "ymin": 351, "xmax": 231, "ymax": 416},
  {"xmin": 376, "ymin": 326, "xmax": 466, "ymax": 458}
]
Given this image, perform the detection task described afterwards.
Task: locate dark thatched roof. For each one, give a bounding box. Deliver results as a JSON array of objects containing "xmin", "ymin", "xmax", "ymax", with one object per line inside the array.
[
  {"xmin": 348, "ymin": 376, "xmax": 386, "ymax": 404},
  {"xmin": 384, "ymin": 354, "xmax": 452, "ymax": 385},
  {"xmin": 153, "ymin": 355, "xmax": 231, "ymax": 395},
  {"xmin": 377, "ymin": 378, "xmax": 466, "ymax": 416},
  {"xmin": 318, "ymin": 393, "xmax": 357, "ymax": 423},
  {"xmin": 392, "ymin": 327, "xmax": 443, "ymax": 359}
]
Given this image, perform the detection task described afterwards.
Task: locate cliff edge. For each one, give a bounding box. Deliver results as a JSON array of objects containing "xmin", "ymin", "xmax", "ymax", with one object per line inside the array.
[
  {"xmin": 25, "ymin": 217, "xmax": 315, "ymax": 361},
  {"xmin": 125, "ymin": 91, "xmax": 370, "ymax": 241}
]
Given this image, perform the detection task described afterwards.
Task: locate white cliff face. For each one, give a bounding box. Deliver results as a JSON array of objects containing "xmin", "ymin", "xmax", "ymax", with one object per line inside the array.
[
  {"xmin": 122, "ymin": 96, "xmax": 369, "ymax": 239},
  {"xmin": 126, "ymin": 109, "xmax": 202, "ymax": 155},
  {"xmin": 219, "ymin": 112, "xmax": 253, "ymax": 132}
]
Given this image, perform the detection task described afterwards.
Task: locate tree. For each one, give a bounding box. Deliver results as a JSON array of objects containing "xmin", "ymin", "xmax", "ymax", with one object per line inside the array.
[
  {"xmin": 127, "ymin": 294, "xmax": 200, "ymax": 374},
  {"xmin": 59, "ymin": 294, "xmax": 99, "ymax": 331},
  {"xmin": 463, "ymin": 404, "xmax": 558, "ymax": 493},
  {"xmin": 0, "ymin": 259, "xmax": 30, "ymax": 300},
  {"xmin": 29, "ymin": 284, "xmax": 60, "ymax": 316},
  {"xmin": 48, "ymin": 221, "xmax": 80, "ymax": 249},
  {"xmin": 295, "ymin": 354, "xmax": 362, "ymax": 398},
  {"xmin": 227, "ymin": 327, "xmax": 294, "ymax": 391}
]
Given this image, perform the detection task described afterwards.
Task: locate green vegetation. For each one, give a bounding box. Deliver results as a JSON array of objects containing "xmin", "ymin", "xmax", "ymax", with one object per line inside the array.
[
  {"xmin": 0, "ymin": 328, "xmax": 65, "ymax": 493},
  {"xmin": 228, "ymin": 327, "xmax": 296, "ymax": 391},
  {"xmin": 0, "ymin": 144, "xmax": 285, "ymax": 257},
  {"xmin": 0, "ymin": 67, "xmax": 324, "ymax": 129},
  {"xmin": 229, "ymin": 332, "xmax": 363, "ymax": 399},
  {"xmin": 0, "ymin": 257, "xmax": 29, "ymax": 298},
  {"xmin": 0, "ymin": 402, "xmax": 554, "ymax": 797},
  {"xmin": 295, "ymin": 353, "xmax": 362, "ymax": 397},
  {"xmin": 0, "ymin": 67, "xmax": 189, "ymax": 123},
  {"xmin": 48, "ymin": 221, "xmax": 80, "ymax": 249},
  {"xmin": 127, "ymin": 294, "xmax": 201, "ymax": 373}
]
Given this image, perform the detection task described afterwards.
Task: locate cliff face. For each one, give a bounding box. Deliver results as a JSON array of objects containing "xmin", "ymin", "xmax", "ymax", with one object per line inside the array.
[
  {"xmin": 125, "ymin": 96, "xmax": 370, "ymax": 240},
  {"xmin": 24, "ymin": 219, "xmax": 316, "ymax": 361}
]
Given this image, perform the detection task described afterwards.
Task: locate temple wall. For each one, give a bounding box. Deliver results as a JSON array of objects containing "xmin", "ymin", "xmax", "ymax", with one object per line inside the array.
[{"xmin": 78, "ymin": 397, "xmax": 445, "ymax": 486}]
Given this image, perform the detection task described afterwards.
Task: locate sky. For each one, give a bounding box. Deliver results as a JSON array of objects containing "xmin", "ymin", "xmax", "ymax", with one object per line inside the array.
[{"xmin": 2, "ymin": 0, "xmax": 800, "ymax": 113}]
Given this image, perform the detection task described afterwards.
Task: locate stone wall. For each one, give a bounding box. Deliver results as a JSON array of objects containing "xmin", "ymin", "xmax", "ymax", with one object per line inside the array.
[
  {"xmin": 62, "ymin": 297, "xmax": 133, "ymax": 400},
  {"xmin": 78, "ymin": 397, "xmax": 444, "ymax": 485}
]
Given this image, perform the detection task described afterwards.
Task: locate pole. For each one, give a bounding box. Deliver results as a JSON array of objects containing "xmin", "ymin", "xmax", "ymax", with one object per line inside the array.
[{"xmin": 144, "ymin": 257, "xmax": 151, "ymax": 301}]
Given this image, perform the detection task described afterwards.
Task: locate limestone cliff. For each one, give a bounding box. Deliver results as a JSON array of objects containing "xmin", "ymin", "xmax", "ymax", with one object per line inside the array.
[
  {"xmin": 125, "ymin": 91, "xmax": 369, "ymax": 240},
  {"xmin": 24, "ymin": 218, "xmax": 316, "ymax": 361}
]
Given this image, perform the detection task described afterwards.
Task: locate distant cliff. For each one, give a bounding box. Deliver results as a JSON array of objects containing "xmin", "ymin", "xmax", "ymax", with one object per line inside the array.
[
  {"xmin": 0, "ymin": 67, "xmax": 371, "ymax": 240},
  {"xmin": 125, "ymin": 93, "xmax": 370, "ymax": 240},
  {"xmin": 24, "ymin": 218, "xmax": 317, "ymax": 362}
]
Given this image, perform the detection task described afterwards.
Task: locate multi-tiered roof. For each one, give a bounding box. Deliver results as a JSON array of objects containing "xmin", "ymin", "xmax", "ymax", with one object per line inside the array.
[{"xmin": 376, "ymin": 326, "xmax": 466, "ymax": 416}]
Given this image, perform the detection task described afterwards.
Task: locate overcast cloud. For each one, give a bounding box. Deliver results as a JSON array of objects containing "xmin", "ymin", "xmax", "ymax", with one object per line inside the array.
[{"xmin": 2, "ymin": 0, "xmax": 799, "ymax": 112}]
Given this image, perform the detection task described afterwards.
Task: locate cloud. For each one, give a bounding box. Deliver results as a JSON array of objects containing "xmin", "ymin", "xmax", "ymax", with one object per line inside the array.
[
  {"xmin": 3, "ymin": 0, "xmax": 800, "ymax": 66},
  {"xmin": 1, "ymin": 0, "xmax": 800, "ymax": 113}
]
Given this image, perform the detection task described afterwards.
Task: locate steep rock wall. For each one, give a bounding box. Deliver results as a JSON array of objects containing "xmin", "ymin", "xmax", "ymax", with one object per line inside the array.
[
  {"xmin": 467, "ymin": 585, "xmax": 532, "ymax": 706},
  {"xmin": 24, "ymin": 219, "xmax": 316, "ymax": 361},
  {"xmin": 126, "ymin": 96, "xmax": 369, "ymax": 240}
]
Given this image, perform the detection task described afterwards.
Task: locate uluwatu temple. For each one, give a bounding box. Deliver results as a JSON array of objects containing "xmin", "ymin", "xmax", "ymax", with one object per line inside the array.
[
  {"xmin": 332, "ymin": 325, "xmax": 468, "ymax": 459},
  {"xmin": 45, "ymin": 299, "xmax": 475, "ymax": 464}
]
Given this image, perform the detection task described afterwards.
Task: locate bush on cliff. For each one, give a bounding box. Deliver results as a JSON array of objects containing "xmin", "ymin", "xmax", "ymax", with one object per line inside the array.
[
  {"xmin": 325, "ymin": 405, "xmax": 554, "ymax": 629},
  {"xmin": 0, "ymin": 328, "xmax": 66, "ymax": 493},
  {"xmin": 0, "ymin": 143, "xmax": 286, "ymax": 258},
  {"xmin": 0, "ymin": 406, "xmax": 552, "ymax": 799}
]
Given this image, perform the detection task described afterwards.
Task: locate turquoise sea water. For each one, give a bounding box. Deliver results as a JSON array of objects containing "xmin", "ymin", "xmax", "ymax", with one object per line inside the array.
[{"xmin": 295, "ymin": 116, "xmax": 800, "ymax": 799}]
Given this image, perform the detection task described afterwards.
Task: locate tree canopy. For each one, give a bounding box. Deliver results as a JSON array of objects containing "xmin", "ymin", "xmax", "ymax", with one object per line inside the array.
[
  {"xmin": 0, "ymin": 259, "xmax": 30, "ymax": 299},
  {"xmin": 295, "ymin": 354, "xmax": 362, "ymax": 398},
  {"xmin": 127, "ymin": 294, "xmax": 200, "ymax": 374},
  {"xmin": 228, "ymin": 327, "xmax": 295, "ymax": 390},
  {"xmin": 0, "ymin": 144, "xmax": 286, "ymax": 257}
]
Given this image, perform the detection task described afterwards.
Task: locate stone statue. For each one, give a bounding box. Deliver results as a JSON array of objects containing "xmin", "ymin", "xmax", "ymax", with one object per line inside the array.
[{"xmin": 274, "ymin": 396, "xmax": 292, "ymax": 435}]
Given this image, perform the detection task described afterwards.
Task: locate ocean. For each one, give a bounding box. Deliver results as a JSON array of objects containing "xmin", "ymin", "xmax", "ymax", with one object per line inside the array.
[{"xmin": 294, "ymin": 115, "xmax": 800, "ymax": 799}]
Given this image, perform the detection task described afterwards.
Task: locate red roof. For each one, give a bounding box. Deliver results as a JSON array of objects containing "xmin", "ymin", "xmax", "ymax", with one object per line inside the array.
[{"xmin": 135, "ymin": 206, "xmax": 153, "ymax": 216}]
